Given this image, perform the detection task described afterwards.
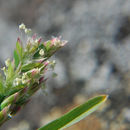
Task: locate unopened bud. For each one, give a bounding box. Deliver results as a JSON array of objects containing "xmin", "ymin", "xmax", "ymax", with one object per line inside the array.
[
  {"xmin": 39, "ymin": 49, "xmax": 44, "ymax": 56},
  {"xmin": 52, "ymin": 60, "xmax": 56, "ymax": 64},
  {"xmin": 22, "ymin": 79, "xmax": 29, "ymax": 84},
  {"xmin": 50, "ymin": 60, "xmax": 56, "ymax": 69},
  {"xmin": 14, "ymin": 78, "xmax": 22, "ymax": 86},
  {"xmin": 5, "ymin": 58, "xmax": 10, "ymax": 67},
  {"xmin": 1, "ymin": 67, "xmax": 6, "ymax": 71},
  {"xmin": 22, "ymin": 73, "xmax": 28, "ymax": 81},
  {"xmin": 19, "ymin": 23, "xmax": 26, "ymax": 30},
  {"xmin": 22, "ymin": 73, "xmax": 29, "ymax": 84},
  {"xmin": 25, "ymin": 28, "xmax": 31, "ymax": 34},
  {"xmin": 44, "ymin": 60, "xmax": 50, "ymax": 66},
  {"xmin": 31, "ymin": 68, "xmax": 40, "ymax": 77}
]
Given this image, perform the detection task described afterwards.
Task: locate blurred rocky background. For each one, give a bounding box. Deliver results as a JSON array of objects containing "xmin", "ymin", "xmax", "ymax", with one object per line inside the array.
[{"xmin": 0, "ymin": 0, "xmax": 130, "ymax": 130}]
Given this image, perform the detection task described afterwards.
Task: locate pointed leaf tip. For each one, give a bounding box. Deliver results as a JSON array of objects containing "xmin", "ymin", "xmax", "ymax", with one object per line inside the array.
[
  {"xmin": 38, "ymin": 95, "xmax": 108, "ymax": 130},
  {"xmin": 17, "ymin": 37, "xmax": 21, "ymax": 43},
  {"xmin": 101, "ymin": 95, "xmax": 108, "ymax": 101}
]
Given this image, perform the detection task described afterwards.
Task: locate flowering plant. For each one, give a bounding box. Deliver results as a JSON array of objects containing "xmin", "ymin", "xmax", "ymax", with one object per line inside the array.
[
  {"xmin": 0, "ymin": 24, "xmax": 67, "ymax": 125},
  {"xmin": 0, "ymin": 24, "xmax": 107, "ymax": 129}
]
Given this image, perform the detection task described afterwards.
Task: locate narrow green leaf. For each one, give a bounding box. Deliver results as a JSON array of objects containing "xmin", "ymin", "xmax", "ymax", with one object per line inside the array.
[
  {"xmin": 1, "ymin": 93, "xmax": 17, "ymax": 110},
  {"xmin": 13, "ymin": 50, "xmax": 20, "ymax": 68},
  {"xmin": 6, "ymin": 61, "xmax": 14, "ymax": 82},
  {"xmin": 39, "ymin": 95, "xmax": 108, "ymax": 130},
  {"xmin": 45, "ymin": 40, "xmax": 51, "ymax": 51},
  {"xmin": 1, "ymin": 87, "xmax": 27, "ymax": 110},
  {"xmin": 0, "ymin": 77, "xmax": 5, "ymax": 96},
  {"xmin": 16, "ymin": 39, "xmax": 23, "ymax": 59},
  {"xmin": 21, "ymin": 62, "xmax": 41, "ymax": 72}
]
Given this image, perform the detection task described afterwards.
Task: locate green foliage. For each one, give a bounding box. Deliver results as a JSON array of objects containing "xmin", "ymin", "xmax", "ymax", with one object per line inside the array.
[
  {"xmin": 0, "ymin": 24, "xmax": 107, "ymax": 128},
  {"xmin": 21, "ymin": 62, "xmax": 41, "ymax": 72},
  {"xmin": 16, "ymin": 38, "xmax": 23, "ymax": 59},
  {"xmin": 14, "ymin": 49, "xmax": 20, "ymax": 68},
  {"xmin": 39, "ymin": 95, "xmax": 108, "ymax": 130},
  {"xmin": 0, "ymin": 24, "xmax": 67, "ymax": 126}
]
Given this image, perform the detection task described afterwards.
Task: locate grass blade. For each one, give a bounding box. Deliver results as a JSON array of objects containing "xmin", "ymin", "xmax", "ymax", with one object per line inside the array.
[
  {"xmin": 13, "ymin": 50, "xmax": 20, "ymax": 68},
  {"xmin": 39, "ymin": 95, "xmax": 108, "ymax": 130}
]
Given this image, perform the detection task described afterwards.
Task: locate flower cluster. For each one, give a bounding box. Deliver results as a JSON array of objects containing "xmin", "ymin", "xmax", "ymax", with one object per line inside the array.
[
  {"xmin": 0, "ymin": 24, "xmax": 67, "ymax": 123},
  {"xmin": 19, "ymin": 23, "xmax": 31, "ymax": 34}
]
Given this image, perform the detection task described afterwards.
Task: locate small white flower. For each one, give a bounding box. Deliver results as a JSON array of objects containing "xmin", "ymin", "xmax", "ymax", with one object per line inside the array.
[
  {"xmin": 1, "ymin": 67, "xmax": 6, "ymax": 76},
  {"xmin": 19, "ymin": 23, "xmax": 26, "ymax": 30},
  {"xmin": 5, "ymin": 58, "xmax": 10, "ymax": 67},
  {"xmin": 39, "ymin": 49, "xmax": 44, "ymax": 56},
  {"xmin": 52, "ymin": 60, "xmax": 56, "ymax": 64},
  {"xmin": 22, "ymin": 73, "xmax": 27, "ymax": 80},
  {"xmin": 61, "ymin": 40, "xmax": 68, "ymax": 47},
  {"xmin": 35, "ymin": 39, "xmax": 39, "ymax": 44},
  {"xmin": 1, "ymin": 67, "xmax": 6, "ymax": 71},
  {"xmin": 14, "ymin": 78, "xmax": 21, "ymax": 86},
  {"xmin": 50, "ymin": 60, "xmax": 56, "ymax": 69},
  {"xmin": 25, "ymin": 28, "xmax": 31, "ymax": 34},
  {"xmin": 22, "ymin": 79, "xmax": 28, "ymax": 84},
  {"xmin": 22, "ymin": 73, "xmax": 30, "ymax": 84}
]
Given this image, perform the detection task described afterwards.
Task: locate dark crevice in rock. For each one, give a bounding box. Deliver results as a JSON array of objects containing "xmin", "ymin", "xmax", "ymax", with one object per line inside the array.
[
  {"xmin": 114, "ymin": 16, "xmax": 130, "ymax": 42},
  {"xmin": 94, "ymin": 47, "xmax": 108, "ymax": 65},
  {"xmin": 45, "ymin": 24, "xmax": 61, "ymax": 37}
]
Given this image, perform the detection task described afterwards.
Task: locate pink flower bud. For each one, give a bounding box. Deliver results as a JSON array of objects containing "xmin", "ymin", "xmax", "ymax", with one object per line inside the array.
[
  {"xmin": 39, "ymin": 77, "xmax": 44, "ymax": 84},
  {"xmin": 31, "ymin": 68, "xmax": 40, "ymax": 77},
  {"xmin": 44, "ymin": 60, "xmax": 50, "ymax": 66},
  {"xmin": 17, "ymin": 37, "xmax": 21, "ymax": 43},
  {"xmin": 38, "ymin": 37, "xmax": 42, "ymax": 43},
  {"xmin": 32, "ymin": 33, "xmax": 37, "ymax": 40}
]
